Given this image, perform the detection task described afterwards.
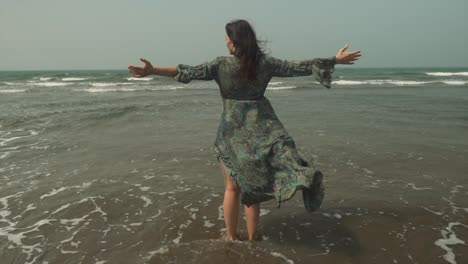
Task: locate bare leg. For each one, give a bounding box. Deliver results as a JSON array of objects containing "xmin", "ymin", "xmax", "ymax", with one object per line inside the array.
[
  {"xmin": 221, "ymin": 164, "xmax": 240, "ymax": 241},
  {"xmin": 244, "ymin": 203, "xmax": 260, "ymax": 241}
]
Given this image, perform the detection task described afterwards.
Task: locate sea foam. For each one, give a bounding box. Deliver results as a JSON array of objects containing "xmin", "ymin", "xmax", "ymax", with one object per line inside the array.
[
  {"xmin": 434, "ymin": 222, "xmax": 467, "ymax": 264},
  {"xmin": 90, "ymin": 82, "xmax": 131, "ymax": 87},
  {"xmin": 442, "ymin": 81, "xmax": 467, "ymax": 85},
  {"xmin": 268, "ymin": 81, "xmax": 283, "ymax": 85},
  {"xmin": 333, "ymin": 80, "xmax": 433, "ymax": 86},
  {"xmin": 0, "ymin": 89, "xmax": 26, "ymax": 93},
  {"xmin": 426, "ymin": 72, "xmax": 468, "ymax": 76},
  {"xmin": 62, "ymin": 77, "xmax": 88, "ymax": 81},
  {"xmin": 78, "ymin": 88, "xmax": 138, "ymax": 93},
  {"xmin": 267, "ymin": 85, "xmax": 297, "ymax": 90},
  {"xmin": 127, "ymin": 77, "xmax": 153, "ymax": 81},
  {"xmin": 33, "ymin": 82, "xmax": 70, "ymax": 87}
]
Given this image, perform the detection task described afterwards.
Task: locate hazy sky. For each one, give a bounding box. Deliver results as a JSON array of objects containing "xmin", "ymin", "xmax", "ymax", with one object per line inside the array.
[{"xmin": 1, "ymin": 0, "xmax": 467, "ymax": 70}]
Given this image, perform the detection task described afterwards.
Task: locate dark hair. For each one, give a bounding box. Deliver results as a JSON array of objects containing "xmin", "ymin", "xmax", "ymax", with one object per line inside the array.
[{"xmin": 225, "ymin": 19, "xmax": 265, "ymax": 81}]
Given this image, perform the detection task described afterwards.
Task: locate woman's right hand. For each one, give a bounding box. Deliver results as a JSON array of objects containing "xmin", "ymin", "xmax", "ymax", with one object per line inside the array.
[
  {"xmin": 335, "ymin": 44, "xmax": 361, "ymax": 65},
  {"xmin": 128, "ymin": 58, "xmax": 154, "ymax": 77}
]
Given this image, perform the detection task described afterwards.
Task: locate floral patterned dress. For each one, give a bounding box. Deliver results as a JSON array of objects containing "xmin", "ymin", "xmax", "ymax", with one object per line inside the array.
[{"xmin": 174, "ymin": 54, "xmax": 336, "ymax": 208}]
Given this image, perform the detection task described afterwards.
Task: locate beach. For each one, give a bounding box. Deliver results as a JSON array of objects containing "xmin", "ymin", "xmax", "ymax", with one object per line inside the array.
[{"xmin": 1, "ymin": 68, "xmax": 467, "ymax": 263}]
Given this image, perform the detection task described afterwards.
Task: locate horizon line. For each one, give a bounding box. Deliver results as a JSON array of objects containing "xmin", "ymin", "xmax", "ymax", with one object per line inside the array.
[{"xmin": 1, "ymin": 66, "xmax": 468, "ymax": 72}]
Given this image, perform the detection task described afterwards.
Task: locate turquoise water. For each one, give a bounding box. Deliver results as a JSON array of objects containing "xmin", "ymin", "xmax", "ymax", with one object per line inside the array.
[{"xmin": 1, "ymin": 68, "xmax": 467, "ymax": 263}]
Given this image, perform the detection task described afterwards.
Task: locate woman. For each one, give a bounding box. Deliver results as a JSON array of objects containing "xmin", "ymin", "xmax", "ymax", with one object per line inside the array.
[{"xmin": 128, "ymin": 19, "xmax": 361, "ymax": 241}]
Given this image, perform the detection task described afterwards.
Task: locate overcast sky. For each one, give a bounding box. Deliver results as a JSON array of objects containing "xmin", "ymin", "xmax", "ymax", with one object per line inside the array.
[{"xmin": 1, "ymin": 0, "xmax": 467, "ymax": 70}]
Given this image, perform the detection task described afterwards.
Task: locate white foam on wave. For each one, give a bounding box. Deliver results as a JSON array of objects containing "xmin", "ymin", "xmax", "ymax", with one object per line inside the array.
[
  {"xmin": 333, "ymin": 213, "xmax": 343, "ymax": 219},
  {"xmin": 260, "ymin": 209, "xmax": 270, "ymax": 216},
  {"xmin": 269, "ymin": 81, "xmax": 283, "ymax": 85},
  {"xmin": 406, "ymin": 183, "xmax": 432, "ymax": 190},
  {"xmin": 450, "ymin": 185, "xmax": 463, "ymax": 194},
  {"xmin": 442, "ymin": 81, "xmax": 467, "ymax": 85},
  {"xmin": 90, "ymin": 82, "xmax": 131, "ymax": 87},
  {"xmin": 77, "ymin": 85, "xmax": 185, "ymax": 93},
  {"xmin": 203, "ymin": 220, "xmax": 215, "ymax": 228},
  {"xmin": 267, "ymin": 85, "xmax": 297, "ymax": 90},
  {"xmin": 139, "ymin": 186, "xmax": 150, "ymax": 192},
  {"xmin": 426, "ymin": 72, "xmax": 468, "ymax": 76},
  {"xmin": 0, "ymin": 89, "xmax": 26, "ymax": 93},
  {"xmin": 39, "ymin": 77, "xmax": 53, "ymax": 81},
  {"xmin": 334, "ymin": 80, "xmax": 370, "ymax": 85},
  {"xmin": 78, "ymin": 88, "xmax": 138, "ymax": 93},
  {"xmin": 40, "ymin": 187, "xmax": 68, "ymax": 199},
  {"xmin": 218, "ymin": 205, "xmax": 224, "ymax": 220},
  {"xmin": 33, "ymin": 82, "xmax": 70, "ymax": 87},
  {"xmin": 334, "ymin": 80, "xmax": 433, "ymax": 86},
  {"xmin": 0, "ymin": 129, "xmax": 41, "ymax": 159},
  {"xmin": 390, "ymin": 80, "xmax": 433, "ymax": 85},
  {"xmin": 62, "ymin": 77, "xmax": 87, "ymax": 81},
  {"xmin": 148, "ymin": 86, "xmax": 184, "ymax": 91},
  {"xmin": 335, "ymin": 79, "xmax": 467, "ymax": 86},
  {"xmin": 12, "ymin": 204, "xmax": 37, "ymax": 221},
  {"xmin": 0, "ymin": 152, "xmax": 10, "ymax": 159},
  {"xmin": 0, "ymin": 129, "xmax": 38, "ymax": 147},
  {"xmin": 51, "ymin": 203, "xmax": 72, "ymax": 215},
  {"xmin": 1, "ymin": 191, "xmax": 106, "ymax": 263},
  {"xmin": 3, "ymin": 82, "xmax": 22, "ymax": 86},
  {"xmin": 184, "ymin": 204, "xmax": 199, "ymax": 221},
  {"xmin": 434, "ymin": 222, "xmax": 468, "ymax": 264},
  {"xmin": 144, "ymin": 246, "xmax": 169, "ymax": 261},
  {"xmin": 126, "ymin": 77, "xmax": 153, "ymax": 81},
  {"xmin": 141, "ymin": 196, "xmax": 152, "ymax": 207},
  {"xmin": 270, "ymin": 252, "xmax": 295, "ymax": 264},
  {"xmin": 421, "ymin": 206, "xmax": 443, "ymax": 216},
  {"xmin": 173, "ymin": 219, "xmax": 192, "ymax": 244},
  {"xmin": 0, "ymin": 191, "xmax": 52, "ymax": 263}
]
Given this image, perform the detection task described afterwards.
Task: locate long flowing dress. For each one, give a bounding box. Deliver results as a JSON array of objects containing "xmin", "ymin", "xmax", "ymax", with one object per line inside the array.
[{"xmin": 174, "ymin": 54, "xmax": 336, "ymax": 209}]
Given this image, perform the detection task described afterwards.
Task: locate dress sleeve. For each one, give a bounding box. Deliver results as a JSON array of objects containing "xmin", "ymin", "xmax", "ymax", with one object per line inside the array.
[
  {"xmin": 267, "ymin": 55, "xmax": 336, "ymax": 88},
  {"xmin": 174, "ymin": 56, "xmax": 221, "ymax": 84}
]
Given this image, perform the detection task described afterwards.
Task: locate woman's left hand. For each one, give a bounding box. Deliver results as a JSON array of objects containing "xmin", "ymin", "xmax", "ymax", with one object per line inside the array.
[
  {"xmin": 128, "ymin": 58, "xmax": 154, "ymax": 77},
  {"xmin": 335, "ymin": 44, "xmax": 361, "ymax": 65}
]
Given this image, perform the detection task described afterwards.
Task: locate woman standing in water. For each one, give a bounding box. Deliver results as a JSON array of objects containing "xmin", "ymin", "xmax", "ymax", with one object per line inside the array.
[{"xmin": 128, "ymin": 19, "xmax": 361, "ymax": 241}]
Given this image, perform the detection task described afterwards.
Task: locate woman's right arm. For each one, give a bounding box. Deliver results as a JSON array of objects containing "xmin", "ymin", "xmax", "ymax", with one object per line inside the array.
[
  {"xmin": 128, "ymin": 58, "xmax": 177, "ymax": 78},
  {"xmin": 335, "ymin": 44, "xmax": 361, "ymax": 65},
  {"xmin": 268, "ymin": 44, "xmax": 361, "ymax": 88},
  {"xmin": 268, "ymin": 56, "xmax": 336, "ymax": 88}
]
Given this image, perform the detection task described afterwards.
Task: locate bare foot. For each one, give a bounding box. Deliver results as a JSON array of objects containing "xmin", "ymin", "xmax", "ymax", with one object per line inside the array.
[
  {"xmin": 222, "ymin": 232, "xmax": 241, "ymax": 242},
  {"xmin": 247, "ymin": 232, "xmax": 263, "ymax": 242},
  {"xmin": 226, "ymin": 235, "xmax": 239, "ymax": 241}
]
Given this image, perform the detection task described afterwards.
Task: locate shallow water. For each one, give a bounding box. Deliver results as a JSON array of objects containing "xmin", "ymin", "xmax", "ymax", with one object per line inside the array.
[{"xmin": 1, "ymin": 69, "xmax": 467, "ymax": 263}]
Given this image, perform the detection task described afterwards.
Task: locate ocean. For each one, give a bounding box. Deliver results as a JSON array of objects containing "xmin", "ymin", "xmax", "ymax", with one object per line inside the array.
[{"xmin": 1, "ymin": 68, "xmax": 467, "ymax": 263}]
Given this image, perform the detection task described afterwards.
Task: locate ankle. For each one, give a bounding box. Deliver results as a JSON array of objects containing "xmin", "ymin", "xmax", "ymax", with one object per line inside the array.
[
  {"xmin": 247, "ymin": 232, "xmax": 261, "ymax": 241},
  {"xmin": 225, "ymin": 232, "xmax": 240, "ymax": 241}
]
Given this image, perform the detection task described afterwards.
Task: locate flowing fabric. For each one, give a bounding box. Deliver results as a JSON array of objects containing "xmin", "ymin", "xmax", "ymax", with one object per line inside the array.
[{"xmin": 174, "ymin": 54, "xmax": 335, "ymax": 207}]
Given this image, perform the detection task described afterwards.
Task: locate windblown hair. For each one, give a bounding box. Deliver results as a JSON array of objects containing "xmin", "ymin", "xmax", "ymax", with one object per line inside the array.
[{"xmin": 225, "ymin": 19, "xmax": 265, "ymax": 81}]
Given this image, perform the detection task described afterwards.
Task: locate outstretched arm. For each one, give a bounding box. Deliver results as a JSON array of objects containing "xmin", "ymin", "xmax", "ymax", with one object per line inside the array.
[
  {"xmin": 128, "ymin": 57, "xmax": 220, "ymax": 84},
  {"xmin": 128, "ymin": 58, "xmax": 177, "ymax": 78},
  {"xmin": 335, "ymin": 44, "xmax": 361, "ymax": 64},
  {"xmin": 268, "ymin": 44, "xmax": 361, "ymax": 88}
]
